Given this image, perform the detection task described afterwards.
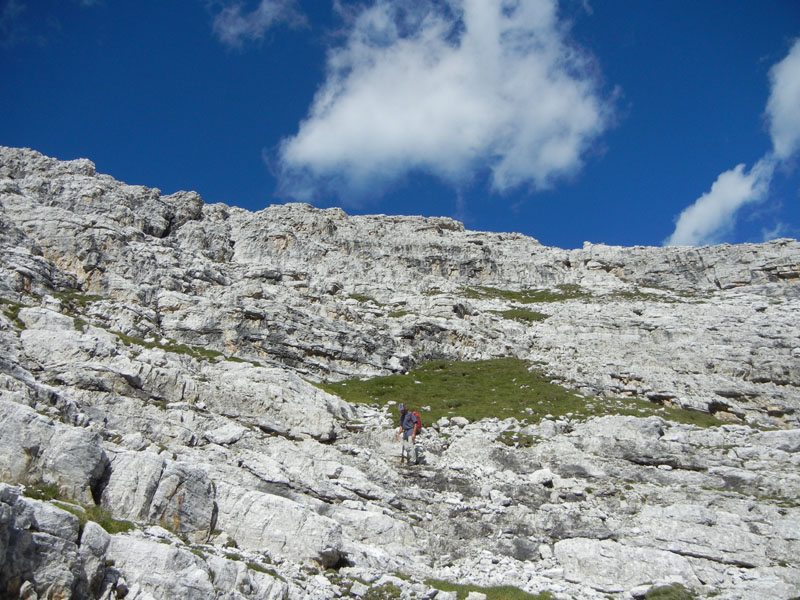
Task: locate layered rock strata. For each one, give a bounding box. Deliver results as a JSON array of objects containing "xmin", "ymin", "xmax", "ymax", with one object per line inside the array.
[{"xmin": 1, "ymin": 146, "xmax": 799, "ymax": 600}]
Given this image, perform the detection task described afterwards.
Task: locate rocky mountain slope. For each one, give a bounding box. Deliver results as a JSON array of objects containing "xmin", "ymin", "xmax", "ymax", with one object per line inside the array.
[{"xmin": 1, "ymin": 145, "xmax": 799, "ymax": 600}]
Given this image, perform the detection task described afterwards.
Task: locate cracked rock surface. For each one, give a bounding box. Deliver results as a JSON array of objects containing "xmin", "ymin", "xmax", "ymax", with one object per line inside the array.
[{"xmin": 1, "ymin": 146, "xmax": 799, "ymax": 600}]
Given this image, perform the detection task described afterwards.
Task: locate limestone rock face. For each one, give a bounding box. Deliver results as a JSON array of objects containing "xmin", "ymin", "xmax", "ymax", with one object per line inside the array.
[
  {"xmin": 0, "ymin": 484, "xmax": 89, "ymax": 600},
  {"xmin": 0, "ymin": 399, "xmax": 109, "ymax": 505},
  {"xmin": 1, "ymin": 145, "xmax": 799, "ymax": 600}
]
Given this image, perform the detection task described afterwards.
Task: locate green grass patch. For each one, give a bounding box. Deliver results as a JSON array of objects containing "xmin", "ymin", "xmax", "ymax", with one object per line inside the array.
[
  {"xmin": 389, "ymin": 310, "xmax": 413, "ymax": 318},
  {"xmin": 426, "ymin": 580, "xmax": 555, "ymax": 600},
  {"xmin": 349, "ymin": 293, "xmax": 384, "ymax": 307},
  {"xmin": 654, "ymin": 405, "xmax": 725, "ymax": 428},
  {"xmin": 247, "ymin": 561, "xmax": 269, "ymax": 573},
  {"xmin": 489, "ymin": 308, "xmax": 549, "ymax": 323},
  {"xmin": 0, "ymin": 298, "xmax": 27, "ymax": 329},
  {"xmin": 320, "ymin": 358, "xmax": 725, "ymax": 427},
  {"xmin": 51, "ymin": 500, "xmax": 135, "ymax": 535},
  {"xmin": 247, "ymin": 561, "xmax": 284, "ymax": 580},
  {"xmin": 462, "ymin": 284, "xmax": 590, "ymax": 304},
  {"xmin": 225, "ymin": 356, "xmax": 261, "ymax": 366},
  {"xmin": 612, "ymin": 285, "xmax": 709, "ymax": 303},
  {"xmin": 113, "ymin": 329, "xmax": 258, "ymax": 365},
  {"xmin": 363, "ymin": 582, "xmax": 403, "ymax": 600},
  {"xmin": 112, "ymin": 331, "xmax": 227, "ymax": 362},
  {"xmin": 25, "ymin": 484, "xmax": 134, "ymax": 536},
  {"xmin": 23, "ymin": 483, "xmax": 62, "ymax": 502},
  {"xmin": 644, "ymin": 584, "xmax": 695, "ymax": 600},
  {"xmin": 82, "ymin": 505, "xmax": 135, "ymax": 534},
  {"xmin": 51, "ymin": 291, "xmax": 105, "ymax": 307}
]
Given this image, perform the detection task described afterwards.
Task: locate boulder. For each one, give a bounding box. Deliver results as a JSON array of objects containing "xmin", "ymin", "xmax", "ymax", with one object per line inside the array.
[
  {"xmin": 101, "ymin": 450, "xmax": 216, "ymax": 543},
  {"xmin": 554, "ymin": 538, "xmax": 701, "ymax": 593},
  {"xmin": 0, "ymin": 399, "xmax": 109, "ymax": 504},
  {"xmin": 105, "ymin": 535, "xmax": 215, "ymax": 600},
  {"xmin": 0, "ymin": 484, "xmax": 92, "ymax": 600},
  {"xmin": 147, "ymin": 461, "xmax": 217, "ymax": 543},
  {"xmin": 79, "ymin": 521, "xmax": 111, "ymax": 594},
  {"xmin": 214, "ymin": 485, "xmax": 344, "ymax": 567}
]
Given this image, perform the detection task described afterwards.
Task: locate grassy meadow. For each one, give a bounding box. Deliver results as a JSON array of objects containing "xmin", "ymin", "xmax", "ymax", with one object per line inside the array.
[{"xmin": 320, "ymin": 358, "xmax": 722, "ymax": 428}]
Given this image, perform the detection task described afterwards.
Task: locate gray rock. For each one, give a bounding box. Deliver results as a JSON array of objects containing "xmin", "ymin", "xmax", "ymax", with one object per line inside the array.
[
  {"xmin": 18, "ymin": 580, "xmax": 37, "ymax": 600},
  {"xmin": 100, "ymin": 451, "xmax": 216, "ymax": 543},
  {"xmin": 350, "ymin": 581, "xmax": 369, "ymax": 597},
  {"xmin": 25, "ymin": 497, "xmax": 81, "ymax": 542},
  {"xmin": 204, "ymin": 554, "xmax": 286, "ymax": 600},
  {"xmin": 554, "ymin": 538, "xmax": 701, "ymax": 593},
  {"xmin": 0, "ymin": 399, "xmax": 109, "ymax": 504},
  {"xmin": 213, "ymin": 485, "xmax": 344, "ymax": 567},
  {"xmin": 630, "ymin": 504, "xmax": 769, "ymax": 568},
  {"xmin": 101, "ymin": 450, "xmax": 166, "ymax": 522},
  {"xmin": 0, "ymin": 485, "xmax": 92, "ymax": 599},
  {"xmin": 146, "ymin": 461, "xmax": 217, "ymax": 544},
  {"xmin": 204, "ymin": 421, "xmax": 247, "ymax": 446},
  {"xmin": 105, "ymin": 534, "xmax": 215, "ymax": 600},
  {"xmin": 2, "ymin": 145, "xmax": 800, "ymax": 600},
  {"xmin": 79, "ymin": 521, "xmax": 111, "ymax": 594}
]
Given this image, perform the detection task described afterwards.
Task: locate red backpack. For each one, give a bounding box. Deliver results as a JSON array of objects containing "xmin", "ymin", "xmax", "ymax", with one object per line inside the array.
[{"xmin": 412, "ymin": 411, "xmax": 423, "ymax": 432}]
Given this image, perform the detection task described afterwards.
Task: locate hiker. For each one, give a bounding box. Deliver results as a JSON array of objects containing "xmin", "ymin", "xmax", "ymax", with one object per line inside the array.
[{"xmin": 395, "ymin": 403, "xmax": 419, "ymax": 465}]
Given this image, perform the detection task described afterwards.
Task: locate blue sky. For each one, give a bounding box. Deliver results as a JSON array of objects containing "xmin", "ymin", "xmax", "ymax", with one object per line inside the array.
[{"xmin": 1, "ymin": 0, "xmax": 799, "ymax": 249}]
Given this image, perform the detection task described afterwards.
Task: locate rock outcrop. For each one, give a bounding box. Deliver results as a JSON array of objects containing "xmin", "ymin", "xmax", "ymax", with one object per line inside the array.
[{"xmin": 1, "ymin": 146, "xmax": 799, "ymax": 600}]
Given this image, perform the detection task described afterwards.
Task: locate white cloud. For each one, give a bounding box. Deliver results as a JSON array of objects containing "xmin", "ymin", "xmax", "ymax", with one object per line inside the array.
[
  {"xmin": 761, "ymin": 221, "xmax": 791, "ymax": 242},
  {"xmin": 278, "ymin": 0, "xmax": 610, "ymax": 200},
  {"xmin": 666, "ymin": 39, "xmax": 800, "ymax": 247},
  {"xmin": 212, "ymin": 0, "xmax": 304, "ymax": 47},
  {"xmin": 766, "ymin": 38, "xmax": 800, "ymax": 160},
  {"xmin": 665, "ymin": 160, "xmax": 774, "ymax": 246}
]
